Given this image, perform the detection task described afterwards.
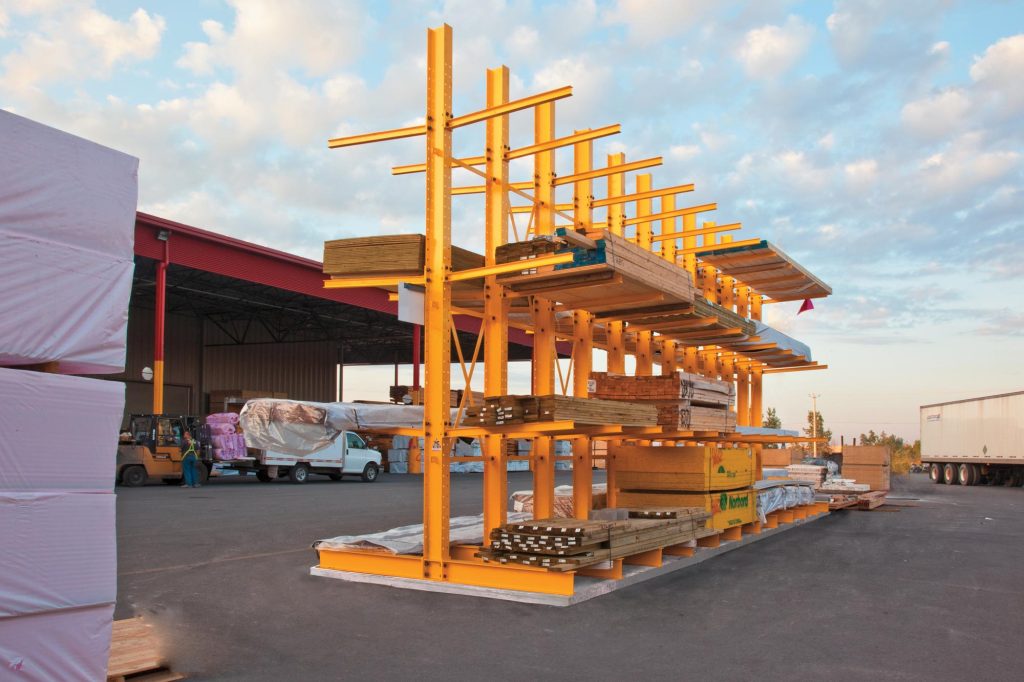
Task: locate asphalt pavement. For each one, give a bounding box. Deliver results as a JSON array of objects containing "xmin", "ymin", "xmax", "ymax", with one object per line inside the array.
[{"xmin": 115, "ymin": 472, "xmax": 1024, "ymax": 681}]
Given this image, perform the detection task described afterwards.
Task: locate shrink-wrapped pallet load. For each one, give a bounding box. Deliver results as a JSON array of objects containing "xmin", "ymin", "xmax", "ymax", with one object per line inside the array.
[{"xmin": 0, "ymin": 113, "xmax": 136, "ymax": 678}]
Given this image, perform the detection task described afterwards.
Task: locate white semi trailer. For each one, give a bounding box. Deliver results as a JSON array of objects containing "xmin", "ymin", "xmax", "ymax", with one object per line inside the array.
[{"xmin": 920, "ymin": 391, "xmax": 1024, "ymax": 486}]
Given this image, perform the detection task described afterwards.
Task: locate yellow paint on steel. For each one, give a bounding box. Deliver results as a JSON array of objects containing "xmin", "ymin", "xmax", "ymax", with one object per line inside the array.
[
  {"xmin": 324, "ymin": 275, "xmax": 425, "ymax": 288},
  {"xmin": 422, "ymin": 23, "xmax": 453, "ymax": 577},
  {"xmin": 318, "ymin": 549, "xmax": 426, "ymax": 578},
  {"xmin": 530, "ymin": 100, "xmax": 558, "ymax": 519},
  {"xmin": 328, "ymin": 124, "xmax": 427, "ymax": 149},
  {"xmin": 623, "ymin": 201, "xmax": 716, "ymax": 227},
  {"xmin": 448, "ymin": 85, "xmax": 572, "ymax": 129},
  {"xmin": 483, "ymin": 65, "xmax": 510, "ymax": 537},
  {"xmin": 659, "ymin": 193, "xmax": 680, "ymax": 375},
  {"xmin": 152, "ymin": 359, "xmax": 164, "ymax": 414},
  {"xmin": 445, "ymin": 560, "xmax": 575, "ymax": 595},
  {"xmin": 507, "ymin": 123, "xmax": 620, "ymax": 160},
  {"xmin": 447, "ymin": 252, "xmax": 574, "ymax": 282},
  {"xmin": 762, "ymin": 364, "xmax": 828, "ymax": 374},
  {"xmin": 571, "ymin": 131, "xmax": 595, "ymax": 518},
  {"xmin": 634, "ymin": 173, "xmax": 654, "ymax": 376},
  {"xmin": 736, "ymin": 285, "xmax": 751, "ymax": 427},
  {"xmin": 510, "ymin": 203, "xmax": 573, "ymax": 214},
  {"xmin": 651, "ymin": 221, "xmax": 740, "ymax": 242},
  {"xmin": 592, "ymin": 182, "xmax": 695, "ymax": 209},
  {"xmin": 392, "ymin": 155, "xmax": 486, "ymax": 175},
  {"xmin": 452, "ymin": 180, "xmax": 533, "ymax": 195},
  {"xmin": 554, "ymin": 155, "xmax": 663, "ymax": 187}
]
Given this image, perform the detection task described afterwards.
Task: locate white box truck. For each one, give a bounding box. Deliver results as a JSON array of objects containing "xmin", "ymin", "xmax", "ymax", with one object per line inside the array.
[
  {"xmin": 920, "ymin": 391, "xmax": 1024, "ymax": 486},
  {"xmin": 218, "ymin": 431, "xmax": 382, "ymax": 484}
]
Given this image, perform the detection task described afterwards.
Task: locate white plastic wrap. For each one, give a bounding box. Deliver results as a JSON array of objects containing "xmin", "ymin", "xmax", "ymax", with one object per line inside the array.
[
  {"xmin": 241, "ymin": 400, "xmax": 461, "ymax": 455},
  {"xmin": 0, "ymin": 603, "xmax": 114, "ymax": 680},
  {"xmin": 0, "ymin": 492, "xmax": 116, "ymax": 618},
  {"xmin": 0, "ymin": 368, "xmax": 124, "ymax": 491},
  {"xmin": 0, "ymin": 111, "xmax": 138, "ymax": 374},
  {"xmin": 314, "ymin": 513, "xmax": 530, "ymax": 555}
]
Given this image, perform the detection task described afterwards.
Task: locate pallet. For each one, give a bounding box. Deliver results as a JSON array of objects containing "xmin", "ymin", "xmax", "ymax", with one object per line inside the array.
[{"xmin": 107, "ymin": 617, "xmax": 185, "ymax": 681}]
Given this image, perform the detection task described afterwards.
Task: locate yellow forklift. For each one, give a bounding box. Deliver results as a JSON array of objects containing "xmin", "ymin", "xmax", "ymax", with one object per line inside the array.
[{"xmin": 116, "ymin": 414, "xmax": 212, "ymax": 486}]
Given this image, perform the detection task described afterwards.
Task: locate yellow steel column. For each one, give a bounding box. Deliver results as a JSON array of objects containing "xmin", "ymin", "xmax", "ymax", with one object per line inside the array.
[
  {"xmin": 531, "ymin": 101, "xmax": 557, "ymax": 519},
  {"xmin": 605, "ymin": 152, "xmax": 626, "ymax": 374},
  {"xmin": 482, "ymin": 66, "xmax": 510, "ymax": 535},
  {"xmin": 720, "ymin": 266, "xmax": 736, "ymax": 402},
  {"xmin": 634, "ymin": 173, "xmax": 653, "ymax": 376},
  {"xmin": 572, "ymin": 133, "xmax": 594, "ymax": 517},
  {"xmin": 681, "ymin": 212, "xmax": 699, "ymax": 374},
  {"xmin": 699, "ymin": 231, "xmax": 719, "ymax": 379},
  {"xmin": 660, "ymin": 196, "xmax": 678, "ymax": 375},
  {"xmin": 750, "ymin": 293, "xmax": 764, "ymax": 477},
  {"xmin": 422, "ymin": 24, "xmax": 452, "ymax": 578},
  {"xmin": 736, "ymin": 285, "xmax": 751, "ymax": 427}
]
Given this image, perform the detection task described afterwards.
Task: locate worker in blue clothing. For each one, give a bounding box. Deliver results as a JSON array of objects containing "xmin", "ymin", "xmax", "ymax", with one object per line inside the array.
[{"xmin": 180, "ymin": 431, "xmax": 200, "ymax": 488}]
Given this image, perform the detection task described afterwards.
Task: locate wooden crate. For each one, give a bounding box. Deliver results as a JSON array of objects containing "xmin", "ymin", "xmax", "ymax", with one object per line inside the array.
[
  {"xmin": 612, "ymin": 445, "xmax": 755, "ymax": 492},
  {"xmin": 842, "ymin": 463, "xmax": 890, "ymax": 491},
  {"xmin": 618, "ymin": 489, "xmax": 756, "ymax": 530},
  {"xmin": 842, "ymin": 445, "xmax": 891, "ymax": 466}
]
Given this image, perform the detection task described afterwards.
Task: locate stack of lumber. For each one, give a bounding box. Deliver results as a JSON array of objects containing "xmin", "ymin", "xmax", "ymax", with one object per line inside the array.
[
  {"xmin": 841, "ymin": 446, "xmax": 891, "ymax": 491},
  {"xmin": 463, "ymin": 395, "xmax": 658, "ymax": 427},
  {"xmin": 761, "ymin": 447, "xmax": 803, "ymax": 467},
  {"xmin": 478, "ymin": 508, "xmax": 712, "ymax": 571},
  {"xmin": 818, "ymin": 478, "xmax": 870, "ymax": 493},
  {"xmin": 613, "ymin": 444, "xmax": 757, "ymax": 530},
  {"xmin": 510, "ymin": 484, "xmax": 608, "ymax": 517},
  {"xmin": 495, "ymin": 230, "xmax": 695, "ymax": 313},
  {"xmin": 494, "ymin": 236, "xmax": 560, "ymax": 262},
  {"xmin": 589, "ymin": 371, "xmax": 736, "ymax": 432},
  {"xmin": 323, "ymin": 234, "xmax": 484, "ymax": 277},
  {"xmin": 589, "ymin": 371, "xmax": 734, "ymax": 407},
  {"xmin": 106, "ymin": 617, "xmax": 184, "ymax": 681},
  {"xmin": 390, "ymin": 385, "xmax": 483, "ymax": 407},
  {"xmin": 786, "ymin": 464, "xmax": 827, "ymax": 486}
]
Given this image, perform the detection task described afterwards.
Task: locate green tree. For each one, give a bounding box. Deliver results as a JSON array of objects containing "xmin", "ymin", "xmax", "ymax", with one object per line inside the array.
[
  {"xmin": 804, "ymin": 410, "xmax": 832, "ymax": 454},
  {"xmin": 763, "ymin": 407, "xmax": 782, "ymax": 429}
]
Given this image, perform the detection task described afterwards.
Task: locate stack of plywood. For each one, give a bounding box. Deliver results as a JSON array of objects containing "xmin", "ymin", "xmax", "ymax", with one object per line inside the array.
[
  {"xmin": 589, "ymin": 371, "xmax": 736, "ymax": 432},
  {"xmin": 463, "ymin": 395, "xmax": 658, "ymax": 427},
  {"xmin": 785, "ymin": 464, "xmax": 827, "ymax": 486},
  {"xmin": 761, "ymin": 447, "xmax": 803, "ymax": 467},
  {"xmin": 614, "ymin": 445, "xmax": 757, "ymax": 530},
  {"xmin": 323, "ymin": 234, "xmax": 484, "ymax": 278},
  {"xmin": 841, "ymin": 446, "xmax": 891, "ymax": 491},
  {"xmin": 478, "ymin": 508, "xmax": 713, "ymax": 571}
]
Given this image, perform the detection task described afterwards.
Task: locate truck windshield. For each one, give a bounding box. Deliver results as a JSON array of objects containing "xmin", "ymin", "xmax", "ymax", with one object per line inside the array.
[{"xmin": 346, "ymin": 432, "xmax": 366, "ymax": 449}]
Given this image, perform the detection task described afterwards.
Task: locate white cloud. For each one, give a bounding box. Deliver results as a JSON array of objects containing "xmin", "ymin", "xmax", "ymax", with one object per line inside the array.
[
  {"xmin": 603, "ymin": 0, "xmax": 714, "ymax": 43},
  {"xmin": 900, "ymin": 87, "xmax": 971, "ymax": 138},
  {"xmin": 844, "ymin": 158, "xmax": 878, "ymax": 190},
  {"xmin": 916, "ymin": 132, "xmax": 1020, "ymax": 196},
  {"xmin": 817, "ymin": 132, "xmax": 835, "ymax": 150},
  {"xmin": 0, "ymin": 4, "xmax": 165, "ymax": 92},
  {"xmin": 505, "ymin": 25, "xmax": 539, "ymax": 56},
  {"xmin": 774, "ymin": 150, "xmax": 829, "ymax": 191},
  {"xmin": 669, "ymin": 144, "xmax": 700, "ymax": 161},
  {"xmin": 969, "ymin": 33, "xmax": 1024, "ymax": 112},
  {"xmin": 929, "ymin": 40, "xmax": 949, "ymax": 56},
  {"xmin": 736, "ymin": 15, "xmax": 814, "ymax": 80}
]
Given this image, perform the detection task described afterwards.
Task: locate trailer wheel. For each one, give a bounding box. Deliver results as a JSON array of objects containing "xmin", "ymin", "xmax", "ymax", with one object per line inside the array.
[
  {"xmin": 987, "ymin": 469, "xmax": 1003, "ymax": 486},
  {"xmin": 289, "ymin": 463, "xmax": 310, "ymax": 484},
  {"xmin": 121, "ymin": 465, "xmax": 147, "ymax": 487},
  {"xmin": 256, "ymin": 469, "xmax": 273, "ymax": 483},
  {"xmin": 361, "ymin": 463, "xmax": 379, "ymax": 482},
  {"xmin": 943, "ymin": 463, "xmax": 958, "ymax": 485},
  {"xmin": 929, "ymin": 463, "xmax": 944, "ymax": 484}
]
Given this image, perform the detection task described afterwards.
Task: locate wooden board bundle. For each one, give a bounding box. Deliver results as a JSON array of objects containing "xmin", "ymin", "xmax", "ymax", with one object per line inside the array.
[
  {"xmin": 613, "ymin": 445, "xmax": 755, "ymax": 492},
  {"xmin": 323, "ymin": 234, "xmax": 483, "ymax": 277},
  {"xmin": 842, "ymin": 463, "xmax": 891, "ymax": 491},
  {"xmin": 496, "ymin": 230, "xmax": 695, "ymax": 312},
  {"xmin": 107, "ymin": 617, "xmax": 184, "ymax": 682},
  {"xmin": 654, "ymin": 405, "xmax": 737, "ymax": 431},
  {"xmin": 589, "ymin": 371, "xmax": 734, "ymax": 407},
  {"xmin": 761, "ymin": 447, "xmax": 803, "ymax": 467},
  {"xmin": 494, "ymin": 236, "xmax": 560, "ymax": 262},
  {"xmin": 785, "ymin": 464, "xmax": 827, "ymax": 486},
  {"xmin": 463, "ymin": 394, "xmax": 658, "ymax": 427},
  {"xmin": 617, "ymin": 489, "xmax": 757, "ymax": 531},
  {"xmin": 510, "ymin": 484, "xmax": 608, "ymax": 517},
  {"xmin": 477, "ymin": 508, "xmax": 712, "ymax": 570},
  {"xmin": 842, "ymin": 445, "xmax": 891, "ymax": 466}
]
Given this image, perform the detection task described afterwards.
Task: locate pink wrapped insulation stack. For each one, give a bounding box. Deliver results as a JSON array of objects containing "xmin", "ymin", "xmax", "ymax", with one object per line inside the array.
[
  {"xmin": 206, "ymin": 412, "xmax": 240, "ymax": 425},
  {"xmin": 208, "ymin": 422, "xmax": 237, "ymax": 436}
]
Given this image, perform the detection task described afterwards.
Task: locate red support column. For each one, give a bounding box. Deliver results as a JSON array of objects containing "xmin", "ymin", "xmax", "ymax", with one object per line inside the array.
[{"xmin": 153, "ymin": 236, "xmax": 169, "ymax": 414}]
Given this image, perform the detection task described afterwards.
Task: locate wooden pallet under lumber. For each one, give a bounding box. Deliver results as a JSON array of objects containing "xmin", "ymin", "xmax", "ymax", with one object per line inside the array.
[{"xmin": 107, "ymin": 617, "xmax": 185, "ymax": 682}]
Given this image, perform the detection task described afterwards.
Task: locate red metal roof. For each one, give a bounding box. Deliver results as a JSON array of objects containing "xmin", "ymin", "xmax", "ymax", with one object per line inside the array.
[{"xmin": 134, "ymin": 212, "xmax": 542, "ymax": 348}]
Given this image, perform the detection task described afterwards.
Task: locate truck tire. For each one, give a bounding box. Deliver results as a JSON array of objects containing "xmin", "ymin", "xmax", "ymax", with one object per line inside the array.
[
  {"xmin": 929, "ymin": 463, "xmax": 944, "ymax": 484},
  {"xmin": 1011, "ymin": 469, "xmax": 1024, "ymax": 487},
  {"xmin": 361, "ymin": 463, "xmax": 379, "ymax": 482},
  {"xmin": 256, "ymin": 469, "xmax": 273, "ymax": 483},
  {"xmin": 289, "ymin": 463, "xmax": 310, "ymax": 484},
  {"xmin": 943, "ymin": 463, "xmax": 958, "ymax": 485},
  {"xmin": 121, "ymin": 465, "xmax": 147, "ymax": 487}
]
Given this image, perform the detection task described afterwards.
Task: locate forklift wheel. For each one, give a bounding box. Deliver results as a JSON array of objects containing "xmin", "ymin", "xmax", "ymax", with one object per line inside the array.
[{"xmin": 121, "ymin": 465, "xmax": 148, "ymax": 487}]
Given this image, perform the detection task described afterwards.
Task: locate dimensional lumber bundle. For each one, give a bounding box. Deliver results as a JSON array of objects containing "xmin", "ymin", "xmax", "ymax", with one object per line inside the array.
[
  {"xmin": 612, "ymin": 445, "xmax": 756, "ymax": 492},
  {"xmin": 478, "ymin": 508, "xmax": 713, "ymax": 571},
  {"xmin": 462, "ymin": 395, "xmax": 658, "ymax": 427},
  {"xmin": 617, "ymin": 489, "xmax": 757, "ymax": 530},
  {"xmin": 655, "ymin": 405, "xmax": 737, "ymax": 432},
  {"xmin": 323, "ymin": 234, "xmax": 483, "ymax": 277},
  {"xmin": 495, "ymin": 230, "xmax": 695, "ymax": 313},
  {"xmin": 785, "ymin": 464, "xmax": 827, "ymax": 486},
  {"xmin": 761, "ymin": 447, "xmax": 803, "ymax": 467},
  {"xmin": 589, "ymin": 371, "xmax": 735, "ymax": 407}
]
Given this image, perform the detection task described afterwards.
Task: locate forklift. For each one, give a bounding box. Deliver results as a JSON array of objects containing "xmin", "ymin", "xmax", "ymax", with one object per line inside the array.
[{"xmin": 116, "ymin": 414, "xmax": 212, "ymax": 487}]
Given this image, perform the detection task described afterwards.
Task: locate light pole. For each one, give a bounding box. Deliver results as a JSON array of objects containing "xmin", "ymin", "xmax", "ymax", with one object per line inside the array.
[{"xmin": 809, "ymin": 393, "xmax": 820, "ymax": 457}]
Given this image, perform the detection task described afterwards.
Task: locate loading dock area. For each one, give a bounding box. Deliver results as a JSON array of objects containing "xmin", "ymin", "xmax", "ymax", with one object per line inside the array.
[{"xmin": 114, "ymin": 473, "xmax": 1024, "ymax": 681}]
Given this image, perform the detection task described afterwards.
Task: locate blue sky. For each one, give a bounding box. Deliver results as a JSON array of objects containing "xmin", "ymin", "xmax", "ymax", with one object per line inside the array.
[{"xmin": 2, "ymin": 1, "xmax": 1022, "ymax": 441}]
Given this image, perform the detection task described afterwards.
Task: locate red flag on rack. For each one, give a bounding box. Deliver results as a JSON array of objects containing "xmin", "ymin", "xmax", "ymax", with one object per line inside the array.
[{"xmin": 797, "ymin": 298, "xmax": 814, "ymax": 315}]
